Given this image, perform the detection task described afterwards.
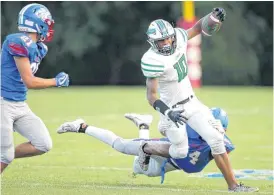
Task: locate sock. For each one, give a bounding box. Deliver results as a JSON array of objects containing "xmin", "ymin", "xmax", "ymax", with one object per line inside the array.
[
  {"xmin": 85, "ymin": 126, "xmax": 119, "ymax": 146},
  {"xmin": 139, "ymin": 124, "xmax": 150, "ymax": 139},
  {"xmin": 79, "ymin": 123, "xmax": 88, "ymax": 133},
  {"xmin": 133, "ymin": 123, "xmax": 150, "ymax": 167}
]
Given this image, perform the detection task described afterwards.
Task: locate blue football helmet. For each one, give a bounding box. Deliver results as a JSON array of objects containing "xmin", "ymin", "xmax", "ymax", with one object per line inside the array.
[
  {"xmin": 18, "ymin": 3, "xmax": 54, "ymax": 42},
  {"xmin": 211, "ymin": 107, "xmax": 229, "ymax": 130}
]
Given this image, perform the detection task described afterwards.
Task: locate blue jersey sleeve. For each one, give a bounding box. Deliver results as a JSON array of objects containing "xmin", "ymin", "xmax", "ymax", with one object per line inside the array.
[{"xmin": 6, "ymin": 35, "xmax": 31, "ymax": 57}]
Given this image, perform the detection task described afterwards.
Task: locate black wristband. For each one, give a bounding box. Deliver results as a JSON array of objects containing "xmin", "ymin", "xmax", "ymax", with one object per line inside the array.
[{"xmin": 153, "ymin": 99, "xmax": 170, "ymax": 115}]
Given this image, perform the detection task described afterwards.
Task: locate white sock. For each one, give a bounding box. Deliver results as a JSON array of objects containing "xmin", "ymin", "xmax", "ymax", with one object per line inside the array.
[
  {"xmin": 133, "ymin": 126, "xmax": 150, "ymax": 166},
  {"xmin": 85, "ymin": 126, "xmax": 119, "ymax": 146},
  {"xmin": 139, "ymin": 129, "xmax": 150, "ymax": 139}
]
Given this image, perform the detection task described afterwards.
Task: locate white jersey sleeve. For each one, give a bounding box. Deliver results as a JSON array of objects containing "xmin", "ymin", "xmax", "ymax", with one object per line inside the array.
[
  {"xmin": 175, "ymin": 28, "xmax": 188, "ymax": 43},
  {"xmin": 141, "ymin": 52, "xmax": 165, "ymax": 78}
]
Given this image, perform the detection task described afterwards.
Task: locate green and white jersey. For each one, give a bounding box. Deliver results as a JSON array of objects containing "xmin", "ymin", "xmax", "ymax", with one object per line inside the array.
[{"xmin": 141, "ymin": 28, "xmax": 194, "ymax": 107}]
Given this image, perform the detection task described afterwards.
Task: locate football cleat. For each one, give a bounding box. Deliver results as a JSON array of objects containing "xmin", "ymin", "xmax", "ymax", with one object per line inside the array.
[
  {"xmin": 124, "ymin": 113, "xmax": 153, "ymax": 129},
  {"xmin": 138, "ymin": 141, "xmax": 151, "ymax": 171},
  {"xmin": 228, "ymin": 183, "xmax": 259, "ymax": 192},
  {"xmin": 57, "ymin": 119, "xmax": 85, "ymax": 134}
]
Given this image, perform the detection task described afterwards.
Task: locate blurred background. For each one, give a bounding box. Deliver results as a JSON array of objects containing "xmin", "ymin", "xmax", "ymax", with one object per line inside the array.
[{"xmin": 1, "ymin": 1, "xmax": 273, "ymax": 86}]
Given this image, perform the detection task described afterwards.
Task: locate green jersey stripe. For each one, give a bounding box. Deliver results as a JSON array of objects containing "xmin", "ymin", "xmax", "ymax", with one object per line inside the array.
[
  {"xmin": 142, "ymin": 68, "xmax": 164, "ymax": 73},
  {"xmin": 141, "ymin": 62, "xmax": 164, "ymax": 68},
  {"xmin": 178, "ymin": 28, "xmax": 188, "ymax": 42},
  {"xmin": 145, "ymin": 76, "xmax": 159, "ymax": 78}
]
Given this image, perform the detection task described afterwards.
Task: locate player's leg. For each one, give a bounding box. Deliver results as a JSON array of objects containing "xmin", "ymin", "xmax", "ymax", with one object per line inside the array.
[
  {"xmin": 13, "ymin": 104, "xmax": 52, "ymax": 158},
  {"xmin": 124, "ymin": 113, "xmax": 152, "ymax": 172},
  {"xmin": 159, "ymin": 119, "xmax": 189, "ymax": 159},
  {"xmin": 124, "ymin": 113, "xmax": 175, "ymax": 177},
  {"xmin": 1, "ymin": 99, "xmax": 16, "ymax": 173},
  {"xmin": 187, "ymin": 109, "xmax": 237, "ymax": 188},
  {"xmin": 186, "ymin": 101, "xmax": 258, "ymax": 191},
  {"xmin": 57, "ymin": 119, "xmax": 171, "ymax": 157},
  {"xmin": 124, "ymin": 113, "xmax": 172, "ymax": 172},
  {"xmin": 58, "ymin": 119, "xmax": 142, "ymax": 155},
  {"xmin": 58, "ymin": 117, "xmax": 177, "ymax": 178}
]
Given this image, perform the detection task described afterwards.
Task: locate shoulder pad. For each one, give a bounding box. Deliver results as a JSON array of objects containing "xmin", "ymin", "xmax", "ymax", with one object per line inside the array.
[
  {"xmin": 141, "ymin": 52, "xmax": 165, "ymax": 78},
  {"xmin": 6, "ymin": 34, "xmax": 33, "ymax": 57}
]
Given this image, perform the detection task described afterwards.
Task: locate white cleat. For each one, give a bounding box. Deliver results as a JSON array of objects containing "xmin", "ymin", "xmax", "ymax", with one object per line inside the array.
[
  {"xmin": 57, "ymin": 119, "xmax": 85, "ymax": 134},
  {"xmin": 124, "ymin": 113, "xmax": 153, "ymax": 128},
  {"xmin": 228, "ymin": 183, "xmax": 259, "ymax": 192}
]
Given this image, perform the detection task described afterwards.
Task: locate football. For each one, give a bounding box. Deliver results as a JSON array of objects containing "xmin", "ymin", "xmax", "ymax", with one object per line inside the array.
[{"xmin": 201, "ymin": 13, "xmax": 222, "ymax": 36}]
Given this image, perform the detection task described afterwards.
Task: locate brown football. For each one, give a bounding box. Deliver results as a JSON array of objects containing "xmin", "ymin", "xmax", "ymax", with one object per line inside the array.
[{"xmin": 201, "ymin": 13, "xmax": 222, "ymax": 36}]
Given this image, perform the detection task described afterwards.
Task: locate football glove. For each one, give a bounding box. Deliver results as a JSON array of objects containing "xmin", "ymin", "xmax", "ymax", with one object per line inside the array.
[
  {"xmin": 212, "ymin": 7, "xmax": 226, "ymax": 22},
  {"xmin": 166, "ymin": 109, "xmax": 187, "ymax": 128},
  {"xmin": 55, "ymin": 72, "xmax": 69, "ymax": 87}
]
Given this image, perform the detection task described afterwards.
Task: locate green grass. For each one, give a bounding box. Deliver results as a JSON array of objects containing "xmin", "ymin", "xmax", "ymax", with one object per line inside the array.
[{"xmin": 1, "ymin": 86, "xmax": 273, "ymax": 195}]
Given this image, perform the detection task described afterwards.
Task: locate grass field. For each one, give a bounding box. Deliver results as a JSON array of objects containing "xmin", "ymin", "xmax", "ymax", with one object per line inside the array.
[{"xmin": 1, "ymin": 86, "xmax": 273, "ymax": 195}]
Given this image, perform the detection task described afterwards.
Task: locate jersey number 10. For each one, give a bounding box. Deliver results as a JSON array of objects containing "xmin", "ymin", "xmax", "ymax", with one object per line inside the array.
[{"xmin": 173, "ymin": 54, "xmax": 188, "ymax": 82}]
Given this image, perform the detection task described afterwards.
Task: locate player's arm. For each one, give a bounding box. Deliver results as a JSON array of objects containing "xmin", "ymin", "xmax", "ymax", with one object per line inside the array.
[
  {"xmin": 14, "ymin": 57, "xmax": 56, "ymax": 89},
  {"xmin": 146, "ymin": 77, "xmax": 169, "ymax": 115},
  {"xmin": 186, "ymin": 7, "xmax": 226, "ymax": 40},
  {"xmin": 186, "ymin": 17, "xmax": 204, "ymax": 40},
  {"xmin": 8, "ymin": 37, "xmax": 69, "ymax": 89},
  {"xmin": 146, "ymin": 78, "xmax": 186, "ymax": 127},
  {"xmin": 146, "ymin": 78, "xmax": 159, "ymax": 106}
]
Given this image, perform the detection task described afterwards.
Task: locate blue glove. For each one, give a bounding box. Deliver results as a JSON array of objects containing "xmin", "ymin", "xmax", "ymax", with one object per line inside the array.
[{"xmin": 55, "ymin": 72, "xmax": 69, "ymax": 87}]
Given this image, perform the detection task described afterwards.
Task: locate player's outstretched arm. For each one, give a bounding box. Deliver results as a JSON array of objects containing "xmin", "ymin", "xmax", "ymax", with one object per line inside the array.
[
  {"xmin": 186, "ymin": 7, "xmax": 226, "ymax": 40},
  {"xmin": 14, "ymin": 57, "xmax": 69, "ymax": 89},
  {"xmin": 146, "ymin": 78, "xmax": 187, "ymax": 127}
]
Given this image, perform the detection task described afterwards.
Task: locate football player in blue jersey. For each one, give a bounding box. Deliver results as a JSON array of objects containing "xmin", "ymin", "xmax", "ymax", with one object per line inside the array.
[
  {"xmin": 1, "ymin": 3, "xmax": 69, "ymax": 173},
  {"xmin": 57, "ymin": 108, "xmax": 258, "ymax": 192}
]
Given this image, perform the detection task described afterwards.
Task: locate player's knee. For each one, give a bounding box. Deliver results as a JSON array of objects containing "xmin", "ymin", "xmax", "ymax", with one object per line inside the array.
[
  {"xmin": 33, "ymin": 137, "xmax": 53, "ymax": 153},
  {"xmin": 112, "ymin": 138, "xmax": 126, "ymax": 154},
  {"xmin": 43, "ymin": 138, "xmax": 53, "ymax": 152},
  {"xmin": 1, "ymin": 147, "xmax": 15, "ymax": 164},
  {"xmin": 169, "ymin": 144, "xmax": 188, "ymax": 159},
  {"xmin": 208, "ymin": 134, "xmax": 226, "ymax": 155}
]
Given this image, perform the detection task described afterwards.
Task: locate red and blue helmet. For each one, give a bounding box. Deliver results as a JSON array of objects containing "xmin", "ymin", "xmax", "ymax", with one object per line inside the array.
[
  {"xmin": 18, "ymin": 3, "xmax": 54, "ymax": 42},
  {"xmin": 211, "ymin": 107, "xmax": 229, "ymax": 130}
]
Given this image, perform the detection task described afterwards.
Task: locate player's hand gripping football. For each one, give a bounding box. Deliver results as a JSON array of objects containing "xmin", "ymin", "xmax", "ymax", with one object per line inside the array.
[
  {"xmin": 55, "ymin": 72, "xmax": 69, "ymax": 87},
  {"xmin": 212, "ymin": 7, "xmax": 226, "ymax": 22},
  {"xmin": 167, "ymin": 109, "xmax": 187, "ymax": 128}
]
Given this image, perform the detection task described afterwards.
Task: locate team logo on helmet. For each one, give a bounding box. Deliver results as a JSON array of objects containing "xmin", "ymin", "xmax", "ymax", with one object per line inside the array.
[{"xmin": 34, "ymin": 7, "xmax": 52, "ymax": 21}]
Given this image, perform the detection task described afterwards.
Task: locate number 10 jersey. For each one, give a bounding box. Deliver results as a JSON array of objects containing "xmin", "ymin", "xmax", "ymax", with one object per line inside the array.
[{"xmin": 141, "ymin": 28, "xmax": 194, "ymax": 107}]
